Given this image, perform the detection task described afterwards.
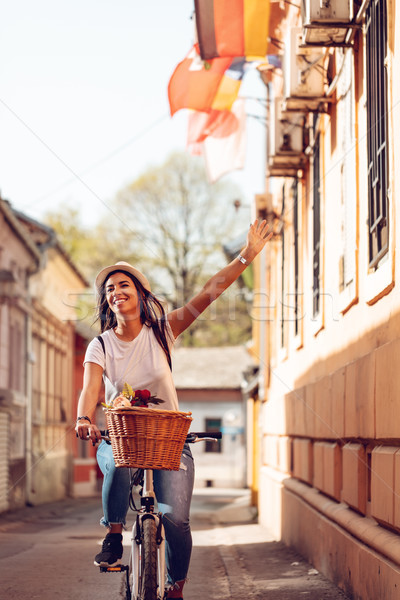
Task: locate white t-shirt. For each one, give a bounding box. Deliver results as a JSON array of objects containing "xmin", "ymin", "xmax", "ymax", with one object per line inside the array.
[{"xmin": 84, "ymin": 323, "xmax": 179, "ymax": 411}]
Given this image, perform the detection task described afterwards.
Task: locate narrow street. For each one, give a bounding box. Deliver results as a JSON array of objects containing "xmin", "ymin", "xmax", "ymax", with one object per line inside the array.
[{"xmin": 0, "ymin": 489, "xmax": 349, "ymax": 599}]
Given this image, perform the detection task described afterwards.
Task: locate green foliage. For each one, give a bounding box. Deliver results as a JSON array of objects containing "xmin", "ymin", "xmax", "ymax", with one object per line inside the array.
[
  {"xmin": 44, "ymin": 204, "xmax": 144, "ymax": 282},
  {"xmin": 180, "ymin": 287, "xmax": 252, "ymax": 347},
  {"xmin": 113, "ymin": 152, "xmax": 246, "ymax": 307},
  {"xmin": 44, "ymin": 152, "xmax": 253, "ymax": 346}
]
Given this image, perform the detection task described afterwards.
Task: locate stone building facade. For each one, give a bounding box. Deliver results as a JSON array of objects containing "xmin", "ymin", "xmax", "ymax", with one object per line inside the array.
[
  {"xmin": 248, "ymin": 2, "xmax": 400, "ymax": 598},
  {"xmin": 0, "ymin": 198, "xmax": 88, "ymax": 511}
]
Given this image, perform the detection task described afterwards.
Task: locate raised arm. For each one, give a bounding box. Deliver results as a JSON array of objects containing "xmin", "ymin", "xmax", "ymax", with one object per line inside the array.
[{"xmin": 167, "ymin": 219, "xmax": 272, "ymax": 338}]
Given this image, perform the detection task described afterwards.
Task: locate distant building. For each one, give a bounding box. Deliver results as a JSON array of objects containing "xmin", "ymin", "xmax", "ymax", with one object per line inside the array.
[
  {"xmin": 173, "ymin": 345, "xmax": 255, "ymax": 488},
  {"xmin": 0, "ymin": 197, "xmax": 89, "ymax": 511},
  {"xmin": 0, "ymin": 198, "xmax": 41, "ymax": 511},
  {"xmin": 71, "ymin": 321, "xmax": 102, "ymax": 498}
]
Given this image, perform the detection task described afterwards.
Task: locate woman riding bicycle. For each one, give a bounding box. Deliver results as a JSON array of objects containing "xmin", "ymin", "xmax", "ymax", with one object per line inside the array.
[{"xmin": 75, "ymin": 219, "xmax": 271, "ymax": 599}]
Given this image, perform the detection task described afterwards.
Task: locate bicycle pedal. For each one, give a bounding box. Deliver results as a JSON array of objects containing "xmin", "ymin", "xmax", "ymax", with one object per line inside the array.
[{"xmin": 99, "ymin": 564, "xmax": 129, "ymax": 573}]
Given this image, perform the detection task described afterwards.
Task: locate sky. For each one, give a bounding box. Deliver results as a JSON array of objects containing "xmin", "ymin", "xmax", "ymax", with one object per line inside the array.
[{"xmin": 0, "ymin": 0, "xmax": 267, "ymax": 227}]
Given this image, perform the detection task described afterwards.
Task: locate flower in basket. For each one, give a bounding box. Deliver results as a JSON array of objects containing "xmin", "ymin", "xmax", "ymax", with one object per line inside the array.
[{"xmin": 102, "ymin": 382, "xmax": 165, "ymax": 409}]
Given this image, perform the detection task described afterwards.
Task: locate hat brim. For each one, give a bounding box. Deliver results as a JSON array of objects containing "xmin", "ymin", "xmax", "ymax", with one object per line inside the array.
[{"xmin": 95, "ymin": 262, "xmax": 151, "ymax": 293}]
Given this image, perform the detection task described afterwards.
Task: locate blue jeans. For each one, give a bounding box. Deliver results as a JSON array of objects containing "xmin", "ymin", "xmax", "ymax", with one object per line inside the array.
[{"xmin": 96, "ymin": 440, "xmax": 195, "ymax": 585}]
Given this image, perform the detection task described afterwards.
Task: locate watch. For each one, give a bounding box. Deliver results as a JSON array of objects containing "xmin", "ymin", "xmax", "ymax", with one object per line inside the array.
[{"xmin": 76, "ymin": 416, "xmax": 91, "ymax": 424}]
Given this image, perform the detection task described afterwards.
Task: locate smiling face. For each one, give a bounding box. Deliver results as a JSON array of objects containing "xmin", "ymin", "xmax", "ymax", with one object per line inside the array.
[{"xmin": 104, "ymin": 271, "xmax": 140, "ymax": 318}]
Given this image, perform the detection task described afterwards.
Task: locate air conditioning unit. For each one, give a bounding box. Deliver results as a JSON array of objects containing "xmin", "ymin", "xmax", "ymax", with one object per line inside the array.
[
  {"xmin": 268, "ymin": 98, "xmax": 305, "ymax": 177},
  {"xmin": 255, "ymin": 193, "xmax": 279, "ymax": 221},
  {"xmin": 284, "ymin": 28, "xmax": 325, "ymax": 111},
  {"xmin": 301, "ymin": 0, "xmax": 353, "ymax": 45},
  {"xmin": 255, "ymin": 193, "xmax": 273, "ymax": 213}
]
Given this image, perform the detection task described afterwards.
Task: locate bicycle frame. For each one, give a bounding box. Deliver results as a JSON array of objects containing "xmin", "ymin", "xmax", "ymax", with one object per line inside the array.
[
  {"xmin": 95, "ymin": 431, "xmax": 222, "ymax": 600},
  {"xmin": 131, "ymin": 469, "xmax": 165, "ymax": 600}
]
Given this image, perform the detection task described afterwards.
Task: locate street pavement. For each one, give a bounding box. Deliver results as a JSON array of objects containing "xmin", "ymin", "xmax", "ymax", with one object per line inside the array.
[{"xmin": 0, "ymin": 488, "xmax": 350, "ymax": 599}]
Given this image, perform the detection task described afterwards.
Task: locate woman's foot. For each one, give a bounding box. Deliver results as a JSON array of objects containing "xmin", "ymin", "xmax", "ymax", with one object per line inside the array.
[
  {"xmin": 94, "ymin": 532, "xmax": 123, "ymax": 567},
  {"xmin": 166, "ymin": 579, "xmax": 185, "ymax": 598}
]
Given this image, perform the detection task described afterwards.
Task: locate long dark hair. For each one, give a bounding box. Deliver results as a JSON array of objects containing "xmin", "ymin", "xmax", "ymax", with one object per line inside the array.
[{"xmin": 95, "ymin": 269, "xmax": 172, "ymax": 369}]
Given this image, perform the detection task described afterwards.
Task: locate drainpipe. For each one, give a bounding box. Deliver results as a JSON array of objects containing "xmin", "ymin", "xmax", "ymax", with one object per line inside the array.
[{"xmin": 258, "ymin": 82, "xmax": 272, "ymax": 402}]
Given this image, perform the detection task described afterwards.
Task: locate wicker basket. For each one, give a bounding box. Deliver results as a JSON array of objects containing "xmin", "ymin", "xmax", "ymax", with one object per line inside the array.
[{"xmin": 105, "ymin": 406, "xmax": 192, "ymax": 470}]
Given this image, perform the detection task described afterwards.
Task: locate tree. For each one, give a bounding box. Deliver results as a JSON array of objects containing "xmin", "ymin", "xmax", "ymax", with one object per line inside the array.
[
  {"xmin": 46, "ymin": 152, "xmax": 252, "ymax": 346},
  {"xmin": 114, "ymin": 152, "xmax": 245, "ymax": 311},
  {"xmin": 44, "ymin": 204, "xmax": 144, "ymax": 281},
  {"xmin": 44, "ymin": 204, "xmax": 146, "ymax": 329}
]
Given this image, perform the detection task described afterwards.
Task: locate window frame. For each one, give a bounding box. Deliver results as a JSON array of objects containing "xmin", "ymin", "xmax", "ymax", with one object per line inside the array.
[
  {"xmin": 312, "ymin": 128, "xmax": 322, "ymax": 327},
  {"xmin": 290, "ymin": 177, "xmax": 303, "ymax": 351},
  {"xmin": 365, "ymin": 0, "xmax": 389, "ymax": 270},
  {"xmin": 364, "ymin": 0, "xmax": 394, "ymax": 304},
  {"xmin": 337, "ymin": 48, "xmax": 358, "ymax": 314}
]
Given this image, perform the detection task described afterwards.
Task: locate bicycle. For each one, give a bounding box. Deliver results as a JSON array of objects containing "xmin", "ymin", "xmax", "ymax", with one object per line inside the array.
[{"xmin": 96, "ymin": 429, "xmax": 222, "ymax": 600}]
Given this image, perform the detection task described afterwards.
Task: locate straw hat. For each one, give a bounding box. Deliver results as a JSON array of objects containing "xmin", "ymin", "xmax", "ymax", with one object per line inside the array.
[{"xmin": 95, "ymin": 261, "xmax": 151, "ymax": 293}]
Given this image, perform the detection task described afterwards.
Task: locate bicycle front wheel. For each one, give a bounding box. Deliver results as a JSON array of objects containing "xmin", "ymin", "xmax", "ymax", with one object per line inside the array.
[{"xmin": 139, "ymin": 518, "xmax": 158, "ymax": 600}]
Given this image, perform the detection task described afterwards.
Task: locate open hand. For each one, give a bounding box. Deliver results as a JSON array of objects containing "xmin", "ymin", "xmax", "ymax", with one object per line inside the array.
[{"xmin": 245, "ymin": 219, "xmax": 273, "ymax": 258}]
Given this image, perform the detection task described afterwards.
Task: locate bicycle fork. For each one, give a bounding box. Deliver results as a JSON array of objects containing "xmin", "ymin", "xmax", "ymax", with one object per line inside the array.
[{"xmin": 131, "ymin": 470, "xmax": 166, "ymax": 599}]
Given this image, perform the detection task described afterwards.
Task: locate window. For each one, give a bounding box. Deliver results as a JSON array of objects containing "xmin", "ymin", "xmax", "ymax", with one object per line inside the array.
[
  {"xmin": 337, "ymin": 49, "xmax": 357, "ymax": 311},
  {"xmin": 292, "ymin": 179, "xmax": 300, "ymax": 337},
  {"xmin": 47, "ymin": 345, "xmax": 55, "ymax": 422},
  {"xmin": 9, "ymin": 320, "xmax": 24, "ymax": 392},
  {"xmin": 205, "ymin": 418, "xmax": 222, "ymax": 453},
  {"xmin": 32, "ymin": 335, "xmax": 41, "ymax": 422},
  {"xmin": 312, "ymin": 126, "xmax": 321, "ymax": 319},
  {"xmin": 366, "ymin": 0, "xmax": 389, "ymax": 269},
  {"xmin": 281, "ymin": 185, "xmax": 286, "ymax": 348}
]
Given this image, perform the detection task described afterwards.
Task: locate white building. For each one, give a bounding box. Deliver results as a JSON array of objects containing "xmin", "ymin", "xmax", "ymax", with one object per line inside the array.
[{"xmin": 173, "ymin": 345, "xmax": 255, "ymax": 489}]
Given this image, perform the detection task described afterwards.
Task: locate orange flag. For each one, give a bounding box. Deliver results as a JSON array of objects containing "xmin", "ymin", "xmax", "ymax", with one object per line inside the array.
[
  {"xmin": 168, "ymin": 46, "xmax": 231, "ymax": 116},
  {"xmin": 168, "ymin": 45, "xmax": 250, "ymax": 116}
]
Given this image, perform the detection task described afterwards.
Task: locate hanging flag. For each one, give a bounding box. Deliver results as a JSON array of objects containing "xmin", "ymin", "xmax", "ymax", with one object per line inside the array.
[
  {"xmin": 168, "ymin": 48, "xmax": 250, "ymax": 116},
  {"xmin": 168, "ymin": 46, "xmax": 231, "ymax": 116},
  {"xmin": 187, "ymin": 111, "xmax": 213, "ymax": 146},
  {"xmin": 212, "ymin": 57, "xmax": 247, "ymax": 111},
  {"xmin": 187, "ymin": 140, "xmax": 204, "ymax": 156},
  {"xmin": 187, "ymin": 109, "xmax": 239, "ymax": 146},
  {"xmin": 194, "ymin": 0, "xmax": 270, "ymax": 60},
  {"xmin": 202, "ymin": 99, "xmax": 247, "ymax": 183}
]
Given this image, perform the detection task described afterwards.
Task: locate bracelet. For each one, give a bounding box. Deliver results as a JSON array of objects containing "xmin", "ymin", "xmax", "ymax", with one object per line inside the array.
[
  {"xmin": 238, "ymin": 254, "xmax": 248, "ymax": 265},
  {"xmin": 76, "ymin": 416, "xmax": 91, "ymax": 424}
]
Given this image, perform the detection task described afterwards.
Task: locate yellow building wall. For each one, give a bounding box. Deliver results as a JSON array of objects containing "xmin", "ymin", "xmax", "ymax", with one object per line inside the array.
[
  {"xmin": 28, "ymin": 248, "xmax": 87, "ymax": 505},
  {"xmin": 256, "ymin": 1, "xmax": 400, "ymax": 598}
]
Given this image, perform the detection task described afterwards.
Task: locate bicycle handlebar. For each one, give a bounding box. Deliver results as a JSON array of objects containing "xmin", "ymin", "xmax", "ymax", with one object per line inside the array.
[
  {"xmin": 96, "ymin": 430, "xmax": 222, "ymax": 443},
  {"xmin": 185, "ymin": 432, "xmax": 222, "ymax": 442}
]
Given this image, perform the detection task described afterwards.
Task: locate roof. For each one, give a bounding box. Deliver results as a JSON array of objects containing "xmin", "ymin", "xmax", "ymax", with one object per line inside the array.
[
  {"xmin": 12, "ymin": 207, "xmax": 89, "ymax": 286},
  {"xmin": 172, "ymin": 345, "xmax": 255, "ymax": 390},
  {"xmin": 0, "ymin": 198, "xmax": 41, "ymax": 266}
]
